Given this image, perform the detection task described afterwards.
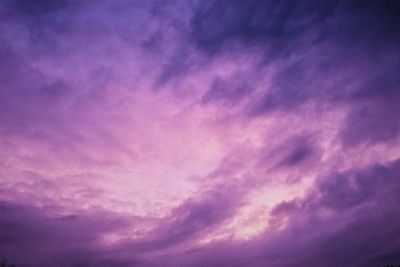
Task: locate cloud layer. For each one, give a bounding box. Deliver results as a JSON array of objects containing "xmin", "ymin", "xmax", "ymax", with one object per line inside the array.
[{"xmin": 1, "ymin": 0, "xmax": 399, "ymax": 266}]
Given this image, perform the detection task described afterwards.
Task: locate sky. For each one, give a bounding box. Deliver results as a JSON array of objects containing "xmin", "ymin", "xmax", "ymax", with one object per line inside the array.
[{"xmin": 0, "ymin": 0, "xmax": 400, "ymax": 266}]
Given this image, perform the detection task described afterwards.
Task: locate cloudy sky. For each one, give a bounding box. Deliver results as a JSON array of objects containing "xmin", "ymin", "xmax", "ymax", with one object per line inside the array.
[{"xmin": 1, "ymin": 0, "xmax": 400, "ymax": 266}]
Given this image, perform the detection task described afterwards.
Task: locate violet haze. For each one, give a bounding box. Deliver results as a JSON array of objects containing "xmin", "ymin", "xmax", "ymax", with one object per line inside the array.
[{"xmin": 1, "ymin": 0, "xmax": 400, "ymax": 266}]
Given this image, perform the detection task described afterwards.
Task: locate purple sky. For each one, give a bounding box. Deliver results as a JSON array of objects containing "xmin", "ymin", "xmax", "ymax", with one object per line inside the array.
[{"xmin": 1, "ymin": 1, "xmax": 400, "ymax": 266}]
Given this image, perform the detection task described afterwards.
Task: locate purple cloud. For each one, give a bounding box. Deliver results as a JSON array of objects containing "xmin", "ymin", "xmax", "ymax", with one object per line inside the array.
[{"xmin": 1, "ymin": 0, "xmax": 399, "ymax": 266}]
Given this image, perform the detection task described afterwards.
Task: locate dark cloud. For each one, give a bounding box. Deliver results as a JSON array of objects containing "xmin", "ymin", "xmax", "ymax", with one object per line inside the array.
[
  {"xmin": 266, "ymin": 134, "xmax": 320, "ymax": 178},
  {"xmin": 190, "ymin": 0, "xmax": 339, "ymax": 53},
  {"xmin": 253, "ymin": 59, "xmax": 322, "ymax": 113},
  {"xmin": 2, "ymin": 0, "xmax": 76, "ymax": 53},
  {"xmin": 0, "ymin": 201, "xmax": 139, "ymax": 267},
  {"xmin": 156, "ymin": 49, "xmax": 192, "ymax": 86},
  {"xmin": 10, "ymin": 0, "xmax": 72, "ymax": 16},
  {"xmin": 190, "ymin": 0, "xmax": 400, "ymax": 142},
  {"xmin": 274, "ymin": 159, "xmax": 400, "ymax": 216},
  {"xmin": 265, "ymin": 159, "xmax": 400, "ymax": 266},
  {"xmin": 341, "ymin": 64, "xmax": 400, "ymax": 146},
  {"xmin": 201, "ymin": 75, "xmax": 254, "ymax": 105},
  {"xmin": 122, "ymin": 185, "xmax": 244, "ymax": 253},
  {"xmin": 0, "ymin": 41, "xmax": 73, "ymax": 136},
  {"xmin": 341, "ymin": 103, "xmax": 400, "ymax": 147},
  {"xmin": 280, "ymin": 141, "xmax": 313, "ymax": 167},
  {"xmin": 190, "ymin": 0, "xmax": 400, "ymax": 53},
  {"xmin": 149, "ymin": 159, "xmax": 400, "ymax": 267}
]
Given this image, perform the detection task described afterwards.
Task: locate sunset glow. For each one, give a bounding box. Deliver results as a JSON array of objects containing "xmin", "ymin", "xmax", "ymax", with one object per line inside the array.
[{"xmin": 1, "ymin": 1, "xmax": 400, "ymax": 266}]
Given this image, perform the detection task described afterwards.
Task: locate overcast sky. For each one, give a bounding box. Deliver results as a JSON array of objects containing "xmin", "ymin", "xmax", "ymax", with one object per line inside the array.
[{"xmin": 1, "ymin": 0, "xmax": 400, "ymax": 266}]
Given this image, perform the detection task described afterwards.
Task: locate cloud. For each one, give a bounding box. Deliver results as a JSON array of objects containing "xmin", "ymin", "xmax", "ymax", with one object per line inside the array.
[
  {"xmin": 190, "ymin": 0, "xmax": 339, "ymax": 53},
  {"xmin": 9, "ymin": 0, "xmax": 72, "ymax": 16},
  {"xmin": 1, "ymin": 0, "xmax": 399, "ymax": 266},
  {"xmin": 265, "ymin": 159, "xmax": 400, "ymax": 267},
  {"xmin": 341, "ymin": 64, "xmax": 400, "ymax": 146},
  {"xmin": 144, "ymin": 159, "xmax": 400, "ymax": 267},
  {"xmin": 0, "ymin": 201, "xmax": 141, "ymax": 267},
  {"xmin": 201, "ymin": 75, "xmax": 255, "ymax": 106}
]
